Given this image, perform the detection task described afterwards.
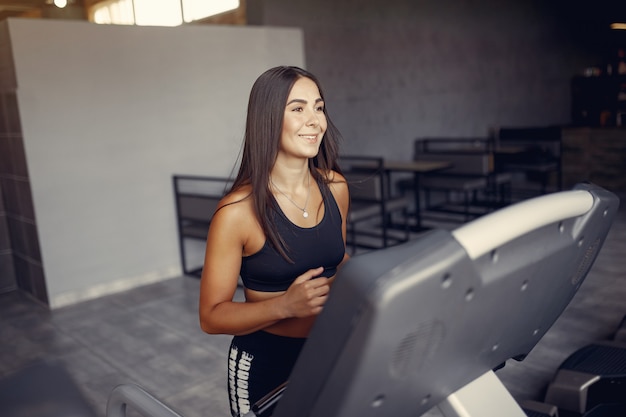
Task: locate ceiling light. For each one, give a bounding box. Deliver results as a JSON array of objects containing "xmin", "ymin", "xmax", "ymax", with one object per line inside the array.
[
  {"xmin": 610, "ymin": 22, "xmax": 626, "ymax": 30},
  {"xmin": 54, "ymin": 0, "xmax": 68, "ymax": 8}
]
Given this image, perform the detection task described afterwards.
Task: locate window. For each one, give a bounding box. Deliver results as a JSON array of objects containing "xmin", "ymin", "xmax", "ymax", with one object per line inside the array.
[
  {"xmin": 90, "ymin": 0, "xmax": 240, "ymax": 26},
  {"xmin": 91, "ymin": 0, "xmax": 135, "ymax": 25},
  {"xmin": 182, "ymin": 0, "xmax": 239, "ymax": 23},
  {"xmin": 133, "ymin": 0, "xmax": 182, "ymax": 26}
]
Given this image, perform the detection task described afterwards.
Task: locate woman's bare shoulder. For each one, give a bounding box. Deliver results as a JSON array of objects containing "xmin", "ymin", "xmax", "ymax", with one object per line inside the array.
[
  {"xmin": 323, "ymin": 169, "xmax": 348, "ymax": 193},
  {"xmin": 329, "ymin": 169, "xmax": 347, "ymax": 184},
  {"xmin": 320, "ymin": 169, "xmax": 349, "ymax": 212},
  {"xmin": 316, "ymin": 168, "xmax": 346, "ymax": 184},
  {"xmin": 213, "ymin": 184, "xmax": 255, "ymax": 222},
  {"xmin": 219, "ymin": 184, "xmax": 251, "ymax": 205}
]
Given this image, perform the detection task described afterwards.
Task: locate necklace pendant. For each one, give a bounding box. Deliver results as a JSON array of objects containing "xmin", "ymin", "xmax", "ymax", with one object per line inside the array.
[{"xmin": 303, "ymin": 210, "xmax": 309, "ymax": 218}]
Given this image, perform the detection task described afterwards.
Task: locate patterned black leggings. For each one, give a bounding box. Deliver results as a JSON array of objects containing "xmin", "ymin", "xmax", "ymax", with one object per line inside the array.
[{"xmin": 227, "ymin": 330, "xmax": 306, "ymax": 417}]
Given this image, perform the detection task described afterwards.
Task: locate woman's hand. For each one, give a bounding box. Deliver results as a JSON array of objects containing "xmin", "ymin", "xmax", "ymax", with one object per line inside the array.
[{"xmin": 280, "ymin": 267, "xmax": 329, "ymax": 318}]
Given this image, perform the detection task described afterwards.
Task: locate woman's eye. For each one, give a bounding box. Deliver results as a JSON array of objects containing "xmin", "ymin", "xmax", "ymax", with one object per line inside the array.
[
  {"xmin": 316, "ymin": 106, "xmax": 325, "ymax": 112},
  {"xmin": 292, "ymin": 106, "xmax": 303, "ymax": 112}
]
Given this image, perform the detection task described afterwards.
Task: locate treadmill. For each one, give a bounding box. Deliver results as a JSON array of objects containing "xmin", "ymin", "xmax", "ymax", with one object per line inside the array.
[{"xmin": 108, "ymin": 182, "xmax": 619, "ymax": 417}]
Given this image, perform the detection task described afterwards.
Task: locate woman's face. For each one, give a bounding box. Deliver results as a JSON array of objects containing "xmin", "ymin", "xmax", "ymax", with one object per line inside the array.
[{"xmin": 279, "ymin": 77, "xmax": 327, "ymax": 161}]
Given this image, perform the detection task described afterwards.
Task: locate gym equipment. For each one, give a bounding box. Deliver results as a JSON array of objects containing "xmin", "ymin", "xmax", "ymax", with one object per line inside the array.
[
  {"xmin": 107, "ymin": 384, "xmax": 184, "ymax": 417},
  {"xmin": 544, "ymin": 340, "xmax": 626, "ymax": 416},
  {"xmin": 267, "ymin": 182, "xmax": 619, "ymax": 417},
  {"xmin": 519, "ymin": 399, "xmax": 559, "ymax": 417},
  {"xmin": 106, "ymin": 182, "xmax": 618, "ymax": 417},
  {"xmin": 614, "ymin": 314, "xmax": 626, "ymax": 343}
]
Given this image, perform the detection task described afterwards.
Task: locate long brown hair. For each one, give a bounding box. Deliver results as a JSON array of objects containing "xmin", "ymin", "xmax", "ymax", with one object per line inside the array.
[{"xmin": 229, "ymin": 66, "xmax": 343, "ymax": 261}]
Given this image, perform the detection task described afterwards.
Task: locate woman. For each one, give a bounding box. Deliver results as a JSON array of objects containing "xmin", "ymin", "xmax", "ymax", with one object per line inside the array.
[{"xmin": 198, "ymin": 66, "xmax": 350, "ymax": 417}]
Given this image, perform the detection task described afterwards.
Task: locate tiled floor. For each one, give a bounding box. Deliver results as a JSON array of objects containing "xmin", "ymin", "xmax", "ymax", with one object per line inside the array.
[
  {"xmin": 0, "ymin": 194, "xmax": 625, "ymax": 417},
  {"xmin": 0, "ymin": 276, "xmax": 235, "ymax": 417}
]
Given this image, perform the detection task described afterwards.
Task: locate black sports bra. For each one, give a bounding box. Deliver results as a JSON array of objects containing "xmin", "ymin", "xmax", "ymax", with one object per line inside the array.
[{"xmin": 239, "ymin": 182, "xmax": 345, "ymax": 292}]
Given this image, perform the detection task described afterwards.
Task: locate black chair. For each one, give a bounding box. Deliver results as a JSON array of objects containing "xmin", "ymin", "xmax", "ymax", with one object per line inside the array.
[
  {"xmin": 338, "ymin": 156, "xmax": 410, "ymax": 253},
  {"xmin": 412, "ymin": 137, "xmax": 511, "ymax": 223},
  {"xmin": 495, "ymin": 126, "xmax": 562, "ymax": 199},
  {"xmin": 173, "ymin": 175, "xmax": 233, "ymax": 277}
]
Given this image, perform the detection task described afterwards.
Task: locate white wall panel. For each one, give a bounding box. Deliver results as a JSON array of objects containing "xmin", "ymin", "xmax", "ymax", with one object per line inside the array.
[{"xmin": 7, "ymin": 18, "xmax": 304, "ymax": 308}]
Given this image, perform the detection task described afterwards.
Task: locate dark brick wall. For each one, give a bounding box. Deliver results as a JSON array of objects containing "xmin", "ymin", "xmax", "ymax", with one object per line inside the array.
[
  {"xmin": 251, "ymin": 0, "xmax": 602, "ymax": 158},
  {"xmin": 0, "ymin": 24, "xmax": 47, "ymax": 302}
]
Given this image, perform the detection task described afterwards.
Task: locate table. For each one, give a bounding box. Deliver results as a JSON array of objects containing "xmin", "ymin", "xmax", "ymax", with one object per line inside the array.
[{"xmin": 382, "ymin": 160, "xmax": 453, "ymax": 231}]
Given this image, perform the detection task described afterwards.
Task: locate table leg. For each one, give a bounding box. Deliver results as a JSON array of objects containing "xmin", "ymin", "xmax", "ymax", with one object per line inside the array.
[
  {"xmin": 414, "ymin": 171, "xmax": 422, "ymax": 230},
  {"xmin": 386, "ymin": 169, "xmax": 426, "ymax": 233}
]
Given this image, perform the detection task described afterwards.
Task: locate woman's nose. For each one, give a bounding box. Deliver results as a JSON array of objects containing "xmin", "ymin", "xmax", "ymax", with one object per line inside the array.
[{"xmin": 307, "ymin": 111, "xmax": 320, "ymax": 126}]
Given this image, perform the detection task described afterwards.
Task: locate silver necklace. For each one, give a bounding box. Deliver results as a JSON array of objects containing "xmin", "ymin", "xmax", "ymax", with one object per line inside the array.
[{"xmin": 271, "ymin": 171, "xmax": 311, "ymax": 218}]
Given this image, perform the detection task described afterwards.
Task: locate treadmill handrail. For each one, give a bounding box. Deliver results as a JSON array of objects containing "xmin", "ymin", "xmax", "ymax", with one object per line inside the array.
[
  {"xmin": 106, "ymin": 384, "xmax": 183, "ymax": 417},
  {"xmin": 452, "ymin": 189, "xmax": 594, "ymax": 259}
]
